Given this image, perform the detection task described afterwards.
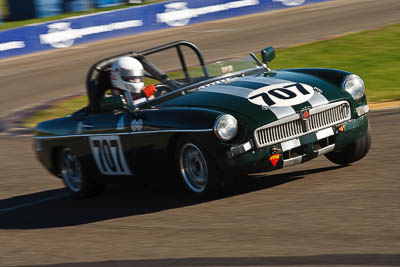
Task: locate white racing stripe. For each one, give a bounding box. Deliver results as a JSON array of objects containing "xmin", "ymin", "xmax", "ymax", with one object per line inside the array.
[
  {"xmin": 308, "ymin": 91, "xmax": 329, "ymax": 107},
  {"xmin": 239, "ymin": 77, "xmax": 305, "ymax": 119},
  {"xmin": 198, "ymin": 84, "xmax": 253, "ymax": 98},
  {"xmin": 0, "ymin": 193, "xmax": 69, "ymax": 212},
  {"xmin": 200, "ymin": 83, "xmax": 297, "ymax": 119},
  {"xmin": 243, "ymin": 76, "xmax": 330, "ymax": 110},
  {"xmin": 200, "ymin": 77, "xmax": 326, "ymax": 120},
  {"xmin": 240, "ymin": 76, "xmax": 291, "ymax": 85},
  {"xmin": 269, "ymin": 106, "xmax": 296, "ymax": 119}
]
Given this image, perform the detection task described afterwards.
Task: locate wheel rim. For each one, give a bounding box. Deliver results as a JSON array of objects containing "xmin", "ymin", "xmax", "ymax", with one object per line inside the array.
[
  {"xmin": 61, "ymin": 148, "xmax": 83, "ymax": 192},
  {"xmin": 179, "ymin": 143, "xmax": 208, "ymax": 193}
]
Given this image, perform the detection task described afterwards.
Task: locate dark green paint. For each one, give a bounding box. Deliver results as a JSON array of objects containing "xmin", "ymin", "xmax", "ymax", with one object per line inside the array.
[
  {"xmin": 261, "ymin": 47, "xmax": 276, "ymax": 64},
  {"xmin": 34, "ymin": 67, "xmax": 370, "ymax": 184}
]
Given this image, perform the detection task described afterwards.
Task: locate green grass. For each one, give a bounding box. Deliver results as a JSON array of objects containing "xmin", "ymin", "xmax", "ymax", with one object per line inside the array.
[
  {"xmin": 24, "ymin": 95, "xmax": 88, "ymax": 128},
  {"xmin": 23, "ymin": 23, "xmax": 400, "ymax": 128},
  {"xmin": 269, "ymin": 23, "xmax": 400, "ymax": 102},
  {"xmin": 0, "ymin": 1, "xmax": 167, "ymax": 31}
]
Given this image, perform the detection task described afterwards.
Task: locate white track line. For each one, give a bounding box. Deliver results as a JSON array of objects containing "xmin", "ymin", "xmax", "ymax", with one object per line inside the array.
[{"xmin": 0, "ymin": 193, "xmax": 69, "ymax": 212}]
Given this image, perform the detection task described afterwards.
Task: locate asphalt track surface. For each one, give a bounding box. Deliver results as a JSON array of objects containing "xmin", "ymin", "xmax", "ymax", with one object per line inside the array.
[{"xmin": 1, "ymin": 0, "xmax": 400, "ymax": 266}]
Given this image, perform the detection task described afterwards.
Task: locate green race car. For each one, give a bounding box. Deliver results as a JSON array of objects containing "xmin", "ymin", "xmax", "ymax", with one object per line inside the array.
[{"xmin": 33, "ymin": 40, "xmax": 371, "ymax": 198}]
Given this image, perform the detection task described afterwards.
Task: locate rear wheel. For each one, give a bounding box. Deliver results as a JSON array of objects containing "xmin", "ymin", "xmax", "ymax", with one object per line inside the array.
[
  {"xmin": 175, "ymin": 137, "xmax": 222, "ymax": 197},
  {"xmin": 59, "ymin": 147, "xmax": 104, "ymax": 198},
  {"xmin": 325, "ymin": 120, "xmax": 372, "ymax": 165}
]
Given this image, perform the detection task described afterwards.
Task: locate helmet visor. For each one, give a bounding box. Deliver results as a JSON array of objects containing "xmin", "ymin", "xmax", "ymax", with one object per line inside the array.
[
  {"xmin": 120, "ymin": 68, "xmax": 143, "ymax": 83},
  {"xmin": 121, "ymin": 75, "xmax": 143, "ymax": 83}
]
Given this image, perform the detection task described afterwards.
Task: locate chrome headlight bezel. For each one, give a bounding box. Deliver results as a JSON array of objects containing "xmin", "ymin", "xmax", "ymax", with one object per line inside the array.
[
  {"xmin": 214, "ymin": 114, "xmax": 238, "ymax": 141},
  {"xmin": 342, "ymin": 74, "xmax": 365, "ymax": 100}
]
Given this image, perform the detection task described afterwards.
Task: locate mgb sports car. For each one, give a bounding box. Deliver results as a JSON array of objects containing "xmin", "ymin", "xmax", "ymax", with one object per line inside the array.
[{"xmin": 33, "ymin": 40, "xmax": 371, "ymax": 198}]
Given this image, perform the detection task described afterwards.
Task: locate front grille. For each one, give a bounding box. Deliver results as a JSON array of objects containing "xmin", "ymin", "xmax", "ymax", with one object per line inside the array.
[{"xmin": 254, "ymin": 101, "xmax": 351, "ymax": 148}]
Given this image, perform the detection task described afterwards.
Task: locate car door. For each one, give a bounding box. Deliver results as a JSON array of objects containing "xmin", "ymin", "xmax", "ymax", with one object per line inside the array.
[
  {"xmin": 123, "ymin": 108, "xmax": 173, "ymax": 178},
  {"xmin": 80, "ymin": 111, "xmax": 134, "ymax": 177}
]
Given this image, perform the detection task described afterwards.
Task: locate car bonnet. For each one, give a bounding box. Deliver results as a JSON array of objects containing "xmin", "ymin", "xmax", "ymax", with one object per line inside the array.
[{"xmin": 161, "ymin": 75, "xmax": 350, "ymax": 127}]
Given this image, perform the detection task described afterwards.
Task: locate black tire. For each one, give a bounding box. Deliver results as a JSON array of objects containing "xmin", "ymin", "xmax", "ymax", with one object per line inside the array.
[
  {"xmin": 175, "ymin": 136, "xmax": 222, "ymax": 197},
  {"xmin": 59, "ymin": 147, "xmax": 104, "ymax": 198},
  {"xmin": 325, "ymin": 119, "xmax": 372, "ymax": 165}
]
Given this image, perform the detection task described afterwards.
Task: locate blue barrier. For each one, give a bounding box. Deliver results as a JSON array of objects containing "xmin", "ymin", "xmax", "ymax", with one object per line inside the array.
[{"xmin": 0, "ymin": 0, "xmax": 333, "ymax": 59}]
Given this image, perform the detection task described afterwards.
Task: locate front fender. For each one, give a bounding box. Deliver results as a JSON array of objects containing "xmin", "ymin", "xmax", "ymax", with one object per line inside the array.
[
  {"xmin": 274, "ymin": 68, "xmax": 368, "ymax": 111},
  {"xmin": 282, "ymin": 68, "xmax": 352, "ymax": 88}
]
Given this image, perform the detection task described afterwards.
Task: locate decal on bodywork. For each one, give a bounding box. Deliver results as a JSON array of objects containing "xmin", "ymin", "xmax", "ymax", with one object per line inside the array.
[
  {"xmin": 131, "ymin": 119, "xmax": 143, "ymax": 132},
  {"xmin": 76, "ymin": 121, "xmax": 84, "ymax": 134},
  {"xmin": 116, "ymin": 115, "xmax": 125, "ymax": 130},
  {"xmin": 269, "ymin": 154, "xmax": 281, "ymax": 167},
  {"xmin": 198, "ymin": 77, "xmax": 328, "ymax": 120},
  {"xmin": 248, "ymin": 82, "xmax": 315, "ymax": 107},
  {"xmin": 89, "ymin": 136, "xmax": 132, "ymax": 175}
]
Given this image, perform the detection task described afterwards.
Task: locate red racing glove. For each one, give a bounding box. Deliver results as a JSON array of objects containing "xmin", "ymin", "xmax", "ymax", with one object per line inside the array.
[{"xmin": 142, "ymin": 84, "xmax": 156, "ymax": 98}]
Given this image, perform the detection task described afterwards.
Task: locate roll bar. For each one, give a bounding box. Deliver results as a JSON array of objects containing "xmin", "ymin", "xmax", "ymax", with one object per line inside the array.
[
  {"xmin": 139, "ymin": 40, "xmax": 209, "ymax": 78},
  {"xmin": 86, "ymin": 40, "xmax": 209, "ymax": 113}
]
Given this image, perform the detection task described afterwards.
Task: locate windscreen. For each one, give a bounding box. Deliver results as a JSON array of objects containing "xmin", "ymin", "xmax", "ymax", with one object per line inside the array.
[{"xmin": 167, "ymin": 56, "xmax": 259, "ymax": 83}]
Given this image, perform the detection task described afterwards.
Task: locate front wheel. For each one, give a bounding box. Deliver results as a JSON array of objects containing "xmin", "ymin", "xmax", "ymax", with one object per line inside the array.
[
  {"xmin": 175, "ymin": 137, "xmax": 222, "ymax": 197},
  {"xmin": 325, "ymin": 120, "xmax": 372, "ymax": 165},
  {"xmin": 59, "ymin": 147, "xmax": 104, "ymax": 198}
]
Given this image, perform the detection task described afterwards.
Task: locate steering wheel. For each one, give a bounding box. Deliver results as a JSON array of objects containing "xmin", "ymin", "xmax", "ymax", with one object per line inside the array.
[{"xmin": 155, "ymin": 84, "xmax": 174, "ymax": 97}]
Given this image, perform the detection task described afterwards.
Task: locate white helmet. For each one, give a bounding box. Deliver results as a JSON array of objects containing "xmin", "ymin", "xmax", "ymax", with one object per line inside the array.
[{"xmin": 111, "ymin": 57, "xmax": 144, "ymax": 94}]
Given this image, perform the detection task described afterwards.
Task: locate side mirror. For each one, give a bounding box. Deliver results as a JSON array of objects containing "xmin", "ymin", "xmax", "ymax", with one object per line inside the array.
[{"xmin": 261, "ymin": 47, "xmax": 275, "ymax": 64}]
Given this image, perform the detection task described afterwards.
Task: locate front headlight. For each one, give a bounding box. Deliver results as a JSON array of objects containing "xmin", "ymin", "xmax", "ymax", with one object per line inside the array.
[
  {"xmin": 214, "ymin": 114, "xmax": 238, "ymax": 141},
  {"xmin": 342, "ymin": 74, "xmax": 365, "ymax": 100}
]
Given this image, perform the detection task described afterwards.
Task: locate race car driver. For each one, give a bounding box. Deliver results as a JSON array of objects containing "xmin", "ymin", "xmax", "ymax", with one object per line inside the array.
[{"xmin": 110, "ymin": 56, "xmax": 156, "ymax": 103}]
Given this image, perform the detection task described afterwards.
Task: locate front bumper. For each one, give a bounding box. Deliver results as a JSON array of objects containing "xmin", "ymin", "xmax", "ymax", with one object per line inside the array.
[{"xmin": 222, "ymin": 114, "xmax": 369, "ymax": 174}]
